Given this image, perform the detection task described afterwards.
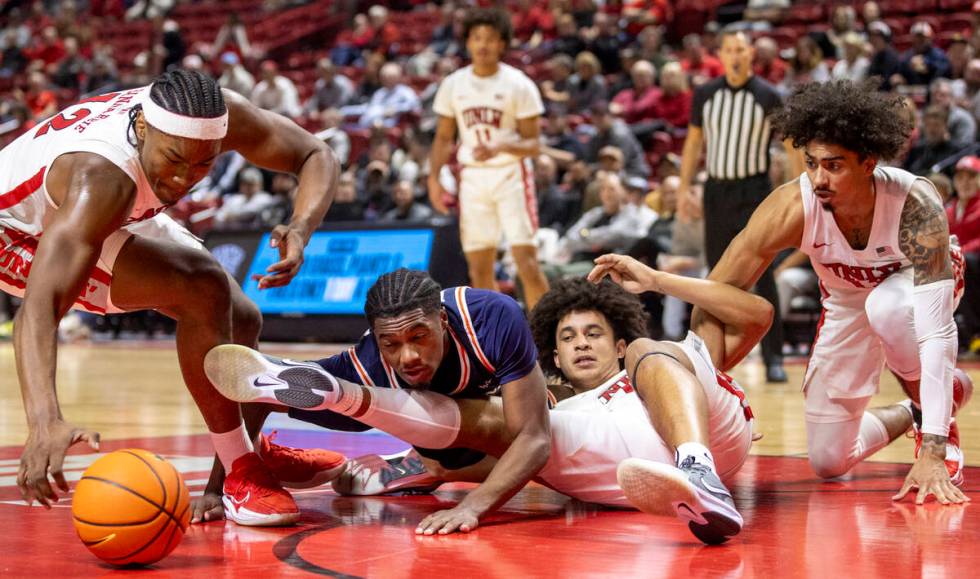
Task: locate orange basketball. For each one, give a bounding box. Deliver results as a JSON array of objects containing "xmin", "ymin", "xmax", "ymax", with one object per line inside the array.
[{"xmin": 72, "ymin": 449, "xmax": 191, "ymax": 566}]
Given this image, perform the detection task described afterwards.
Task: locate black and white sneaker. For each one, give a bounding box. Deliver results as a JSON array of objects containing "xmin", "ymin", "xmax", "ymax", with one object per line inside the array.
[
  {"xmin": 617, "ymin": 457, "xmax": 742, "ymax": 545},
  {"xmin": 203, "ymin": 344, "xmax": 340, "ymax": 409}
]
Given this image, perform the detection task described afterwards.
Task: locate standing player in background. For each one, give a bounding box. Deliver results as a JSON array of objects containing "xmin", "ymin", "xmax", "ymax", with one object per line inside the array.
[
  {"xmin": 5, "ymin": 70, "xmax": 343, "ymax": 526},
  {"xmin": 677, "ymin": 28, "xmax": 803, "ymax": 383},
  {"xmin": 427, "ymin": 8, "xmax": 550, "ymax": 309},
  {"xmin": 703, "ymin": 79, "xmax": 971, "ymax": 504}
]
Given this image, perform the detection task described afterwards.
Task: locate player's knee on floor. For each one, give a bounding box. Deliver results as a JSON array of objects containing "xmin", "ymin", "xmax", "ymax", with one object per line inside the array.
[{"xmin": 807, "ymin": 443, "xmax": 854, "ymax": 479}]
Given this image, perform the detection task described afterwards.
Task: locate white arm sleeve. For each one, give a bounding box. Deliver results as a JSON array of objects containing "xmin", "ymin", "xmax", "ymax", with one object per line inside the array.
[{"xmin": 913, "ymin": 279, "xmax": 958, "ymax": 437}]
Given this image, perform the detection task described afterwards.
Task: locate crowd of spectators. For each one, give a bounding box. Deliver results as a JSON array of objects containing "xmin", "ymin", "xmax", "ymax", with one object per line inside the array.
[{"xmin": 4, "ymin": 0, "xmax": 980, "ymax": 352}]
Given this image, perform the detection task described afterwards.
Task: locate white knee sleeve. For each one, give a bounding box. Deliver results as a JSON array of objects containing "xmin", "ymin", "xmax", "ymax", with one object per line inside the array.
[
  {"xmin": 806, "ymin": 411, "xmax": 890, "ymax": 479},
  {"xmin": 357, "ymin": 388, "xmax": 462, "ymax": 449}
]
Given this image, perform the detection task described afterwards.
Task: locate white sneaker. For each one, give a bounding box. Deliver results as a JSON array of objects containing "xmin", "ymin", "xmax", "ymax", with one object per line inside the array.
[{"xmin": 203, "ymin": 344, "xmax": 339, "ymax": 409}]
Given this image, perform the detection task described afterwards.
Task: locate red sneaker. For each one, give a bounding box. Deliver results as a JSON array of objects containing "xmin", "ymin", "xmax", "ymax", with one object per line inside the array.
[
  {"xmin": 259, "ymin": 431, "xmax": 347, "ymax": 489},
  {"xmin": 952, "ymin": 369, "xmax": 973, "ymax": 416},
  {"xmin": 912, "ymin": 420, "xmax": 965, "ymax": 487},
  {"xmin": 223, "ymin": 452, "xmax": 300, "ymax": 526}
]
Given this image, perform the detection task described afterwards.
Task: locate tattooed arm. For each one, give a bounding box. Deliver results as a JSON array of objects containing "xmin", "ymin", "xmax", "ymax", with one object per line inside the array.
[{"xmin": 893, "ymin": 179, "xmax": 967, "ymax": 505}]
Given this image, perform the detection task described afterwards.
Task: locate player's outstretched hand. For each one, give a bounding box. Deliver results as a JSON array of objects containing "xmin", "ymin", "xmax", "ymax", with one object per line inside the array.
[
  {"xmin": 190, "ymin": 492, "xmax": 225, "ymax": 523},
  {"xmin": 893, "ymin": 438, "xmax": 970, "ymax": 505},
  {"xmin": 252, "ymin": 224, "xmax": 305, "ymax": 290},
  {"xmin": 415, "ymin": 505, "xmax": 480, "ymax": 535},
  {"xmin": 587, "ymin": 254, "xmax": 660, "ymax": 294},
  {"xmin": 17, "ymin": 420, "xmax": 100, "ymax": 508}
]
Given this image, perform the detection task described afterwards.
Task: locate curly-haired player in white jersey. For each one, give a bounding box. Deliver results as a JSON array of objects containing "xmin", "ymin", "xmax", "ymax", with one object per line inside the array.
[
  {"xmin": 4, "ymin": 69, "xmax": 345, "ymax": 526},
  {"xmin": 703, "ymin": 79, "xmax": 973, "ymax": 505},
  {"xmin": 427, "ymin": 7, "xmax": 550, "ymax": 309}
]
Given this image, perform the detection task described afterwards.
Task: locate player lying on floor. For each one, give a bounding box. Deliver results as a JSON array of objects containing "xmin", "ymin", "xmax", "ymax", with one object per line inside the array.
[
  {"xmin": 194, "ymin": 268, "xmax": 552, "ymax": 532},
  {"xmin": 199, "ymin": 262, "xmax": 772, "ymax": 543}
]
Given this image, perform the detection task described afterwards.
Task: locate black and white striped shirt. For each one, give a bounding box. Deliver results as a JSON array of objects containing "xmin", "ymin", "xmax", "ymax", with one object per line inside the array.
[{"xmin": 691, "ymin": 76, "xmax": 782, "ymax": 181}]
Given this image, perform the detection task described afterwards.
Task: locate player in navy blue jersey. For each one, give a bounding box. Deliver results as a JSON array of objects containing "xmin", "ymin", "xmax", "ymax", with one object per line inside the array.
[{"xmin": 194, "ymin": 268, "xmax": 551, "ymax": 534}]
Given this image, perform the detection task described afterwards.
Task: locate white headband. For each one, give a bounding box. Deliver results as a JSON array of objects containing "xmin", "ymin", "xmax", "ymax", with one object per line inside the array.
[{"xmin": 141, "ymin": 96, "xmax": 228, "ymax": 140}]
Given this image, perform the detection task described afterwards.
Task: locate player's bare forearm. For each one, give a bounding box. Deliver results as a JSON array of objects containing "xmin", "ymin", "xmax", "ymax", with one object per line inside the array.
[
  {"xmin": 500, "ymin": 116, "xmax": 542, "ymax": 159},
  {"xmin": 658, "ymin": 271, "xmax": 774, "ymax": 343},
  {"xmin": 541, "ymin": 145, "xmax": 576, "ymax": 166},
  {"xmin": 459, "ymin": 429, "xmax": 549, "ymax": 515},
  {"xmin": 497, "ymin": 137, "xmax": 541, "ymax": 159},
  {"xmin": 459, "ymin": 371, "xmax": 551, "ymax": 516},
  {"xmin": 288, "ymin": 146, "xmax": 340, "ymax": 243},
  {"xmin": 705, "ymin": 182, "xmax": 805, "ymax": 289},
  {"xmin": 16, "ymin": 234, "xmax": 105, "ymax": 427}
]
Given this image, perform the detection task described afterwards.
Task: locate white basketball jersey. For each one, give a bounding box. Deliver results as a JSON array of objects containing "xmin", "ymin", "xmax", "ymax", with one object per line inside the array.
[
  {"xmin": 555, "ymin": 370, "xmax": 650, "ymax": 418},
  {"xmin": 799, "ymin": 166, "xmax": 927, "ymax": 293},
  {"xmin": 0, "ymin": 86, "xmax": 167, "ymax": 236},
  {"xmin": 432, "ymin": 63, "xmax": 544, "ymax": 168}
]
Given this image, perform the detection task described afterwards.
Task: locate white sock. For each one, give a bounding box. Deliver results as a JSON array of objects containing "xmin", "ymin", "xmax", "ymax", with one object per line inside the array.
[
  {"xmin": 855, "ymin": 411, "xmax": 891, "ymax": 460},
  {"xmin": 897, "ymin": 399, "xmax": 916, "ymax": 422},
  {"xmin": 211, "ymin": 424, "xmax": 254, "ymax": 472},
  {"xmin": 355, "ymin": 388, "xmax": 462, "ymax": 449},
  {"xmin": 676, "ymin": 442, "xmax": 715, "ymax": 470}
]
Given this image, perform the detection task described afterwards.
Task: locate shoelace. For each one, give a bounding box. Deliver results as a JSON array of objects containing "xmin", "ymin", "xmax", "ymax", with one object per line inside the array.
[
  {"xmin": 231, "ymin": 458, "xmax": 283, "ymax": 498},
  {"xmin": 263, "ymin": 431, "xmax": 318, "ymax": 463}
]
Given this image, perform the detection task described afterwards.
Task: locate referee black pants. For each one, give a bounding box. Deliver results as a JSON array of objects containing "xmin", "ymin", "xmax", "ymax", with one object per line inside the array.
[{"xmin": 703, "ymin": 173, "xmax": 784, "ymax": 366}]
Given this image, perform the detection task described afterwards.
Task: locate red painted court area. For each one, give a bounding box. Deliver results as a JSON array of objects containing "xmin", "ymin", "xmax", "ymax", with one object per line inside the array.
[{"xmin": 3, "ymin": 430, "xmax": 978, "ymax": 578}]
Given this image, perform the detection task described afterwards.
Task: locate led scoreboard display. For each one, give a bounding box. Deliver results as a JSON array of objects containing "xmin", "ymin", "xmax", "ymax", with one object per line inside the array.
[{"xmin": 242, "ymin": 229, "xmax": 435, "ymax": 314}]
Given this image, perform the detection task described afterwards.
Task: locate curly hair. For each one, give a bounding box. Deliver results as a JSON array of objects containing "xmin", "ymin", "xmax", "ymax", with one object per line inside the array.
[
  {"xmin": 770, "ymin": 79, "xmax": 912, "ymax": 161},
  {"xmin": 529, "ymin": 278, "xmax": 650, "ymax": 379},
  {"xmin": 462, "ymin": 7, "xmax": 513, "ymax": 45}
]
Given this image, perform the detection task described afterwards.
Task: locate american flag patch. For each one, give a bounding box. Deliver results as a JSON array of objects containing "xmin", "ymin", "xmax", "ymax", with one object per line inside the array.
[{"xmin": 876, "ymin": 246, "xmax": 894, "ymax": 256}]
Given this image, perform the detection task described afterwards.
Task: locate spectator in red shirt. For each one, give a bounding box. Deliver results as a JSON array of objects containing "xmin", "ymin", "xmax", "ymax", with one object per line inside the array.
[
  {"xmin": 753, "ymin": 37, "xmax": 787, "ymax": 86},
  {"xmin": 24, "ymin": 71, "xmax": 58, "ymax": 121},
  {"xmin": 26, "ymin": 26, "xmax": 66, "ymax": 67},
  {"xmin": 368, "ymin": 6, "xmax": 401, "ymax": 57},
  {"xmin": 611, "ymin": 60, "xmax": 661, "ymax": 125},
  {"xmin": 622, "ymin": 0, "xmax": 672, "ymax": 35},
  {"xmin": 655, "ymin": 61, "xmax": 692, "ymax": 130},
  {"xmin": 950, "ymin": 155, "xmax": 980, "ymax": 352},
  {"xmin": 513, "ymin": 0, "xmax": 556, "ymax": 45},
  {"xmin": 680, "ymin": 33, "xmax": 724, "ymax": 86}
]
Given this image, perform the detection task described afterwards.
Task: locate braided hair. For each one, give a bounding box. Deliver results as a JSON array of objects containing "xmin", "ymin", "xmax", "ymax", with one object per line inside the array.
[
  {"xmin": 529, "ymin": 278, "xmax": 650, "ymax": 379},
  {"xmin": 365, "ymin": 269, "xmax": 443, "ymax": 325},
  {"xmin": 128, "ymin": 68, "xmax": 227, "ymax": 146}
]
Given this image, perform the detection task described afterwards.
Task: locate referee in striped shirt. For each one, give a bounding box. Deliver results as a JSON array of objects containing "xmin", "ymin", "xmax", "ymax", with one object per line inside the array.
[{"xmin": 678, "ymin": 28, "xmax": 802, "ymax": 382}]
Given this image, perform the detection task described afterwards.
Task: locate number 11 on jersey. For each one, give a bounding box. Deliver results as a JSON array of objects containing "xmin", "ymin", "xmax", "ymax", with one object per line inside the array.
[{"xmin": 475, "ymin": 128, "xmax": 492, "ymax": 146}]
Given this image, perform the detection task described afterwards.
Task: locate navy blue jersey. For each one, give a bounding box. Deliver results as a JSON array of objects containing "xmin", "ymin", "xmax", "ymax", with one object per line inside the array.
[{"xmin": 290, "ymin": 287, "xmax": 538, "ymax": 431}]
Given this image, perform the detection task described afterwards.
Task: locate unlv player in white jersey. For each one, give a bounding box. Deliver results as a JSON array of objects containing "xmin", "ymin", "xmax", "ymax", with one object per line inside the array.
[
  {"xmin": 4, "ymin": 69, "xmax": 345, "ymax": 526},
  {"xmin": 704, "ymin": 79, "xmax": 972, "ymax": 505},
  {"xmin": 428, "ymin": 7, "xmax": 550, "ymax": 309}
]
